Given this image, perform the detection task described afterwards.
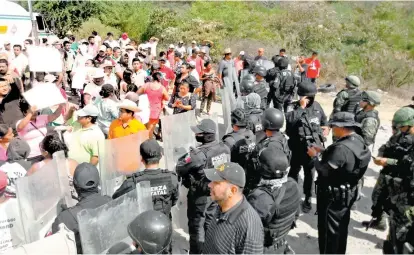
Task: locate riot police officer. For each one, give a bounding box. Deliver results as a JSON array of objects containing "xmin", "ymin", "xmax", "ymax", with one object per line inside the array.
[
  {"xmin": 127, "ymin": 210, "xmax": 173, "ymax": 254},
  {"xmin": 307, "ymin": 112, "xmax": 371, "ymax": 254},
  {"xmin": 112, "ymin": 139, "xmax": 179, "ymax": 217},
  {"xmin": 245, "ymin": 108, "xmax": 291, "ymax": 195},
  {"xmin": 363, "ymin": 107, "xmax": 414, "ymax": 232},
  {"xmin": 247, "ymin": 147, "xmax": 300, "ymax": 254},
  {"xmin": 269, "ymin": 57, "xmax": 295, "ymax": 112},
  {"xmin": 252, "ymin": 65, "xmax": 269, "ymax": 110},
  {"xmin": 285, "ymin": 81, "xmax": 328, "ymax": 213},
  {"xmin": 222, "ymin": 108, "xmax": 256, "ymax": 171},
  {"xmin": 52, "ymin": 163, "xmax": 112, "ymax": 254},
  {"xmin": 332, "ymin": 75, "xmax": 362, "ymax": 115},
  {"xmin": 355, "ymin": 90, "xmax": 381, "ymax": 149},
  {"xmin": 176, "ymin": 119, "xmax": 230, "ymax": 254}
]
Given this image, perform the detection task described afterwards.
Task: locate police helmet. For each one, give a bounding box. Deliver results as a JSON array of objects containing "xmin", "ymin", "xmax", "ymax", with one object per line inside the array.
[
  {"xmin": 231, "ymin": 108, "xmax": 247, "ymax": 127},
  {"xmin": 128, "ymin": 210, "xmax": 172, "ymax": 254},
  {"xmin": 240, "ymin": 75, "xmax": 255, "ymax": 94},
  {"xmin": 361, "ymin": 91, "xmax": 381, "ymax": 106},
  {"xmin": 277, "ymin": 57, "xmax": 289, "ymax": 69},
  {"xmin": 258, "ymin": 147, "xmax": 289, "ymax": 179},
  {"xmin": 345, "ymin": 75, "xmax": 360, "ymax": 88},
  {"xmin": 297, "ymin": 81, "xmax": 317, "ymax": 97},
  {"xmin": 252, "ymin": 65, "xmax": 267, "ymax": 77},
  {"xmin": 392, "ymin": 107, "xmax": 414, "ymax": 128},
  {"xmin": 271, "ymin": 55, "xmax": 282, "ymax": 66},
  {"xmin": 262, "ymin": 108, "xmax": 284, "ymax": 131},
  {"xmin": 73, "ymin": 163, "xmax": 100, "ymax": 190}
]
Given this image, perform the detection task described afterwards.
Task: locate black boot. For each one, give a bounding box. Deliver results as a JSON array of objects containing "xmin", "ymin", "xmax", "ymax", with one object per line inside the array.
[
  {"xmin": 362, "ymin": 214, "xmax": 387, "ymax": 231},
  {"xmin": 301, "ymin": 197, "xmax": 312, "ymax": 213}
]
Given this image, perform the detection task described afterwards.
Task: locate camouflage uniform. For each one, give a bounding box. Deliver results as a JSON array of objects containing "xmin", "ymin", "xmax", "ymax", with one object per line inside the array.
[
  {"xmin": 355, "ymin": 91, "xmax": 382, "ymax": 148},
  {"xmin": 331, "ymin": 75, "xmax": 362, "ymax": 116}
]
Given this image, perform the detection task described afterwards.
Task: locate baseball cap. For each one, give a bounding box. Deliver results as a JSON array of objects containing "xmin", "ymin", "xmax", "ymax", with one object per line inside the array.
[
  {"xmin": 76, "ymin": 104, "xmax": 99, "ymax": 117},
  {"xmin": 73, "ymin": 163, "xmax": 100, "ymax": 190},
  {"xmin": 140, "ymin": 139, "xmax": 162, "ymax": 160},
  {"xmin": 191, "ymin": 40, "xmax": 196, "ymax": 44},
  {"xmin": 204, "ymin": 162, "xmax": 245, "ymax": 188},
  {"xmin": 191, "ymin": 119, "xmax": 216, "ymax": 134},
  {"xmin": 258, "ymin": 147, "xmax": 289, "ymax": 179},
  {"xmin": 169, "ymin": 44, "xmax": 175, "ymax": 49},
  {"xmin": 0, "ymin": 171, "xmax": 7, "ymax": 190},
  {"xmin": 99, "ymin": 45, "xmax": 107, "ymax": 52},
  {"xmin": 239, "ymin": 51, "xmax": 245, "ymax": 55}
]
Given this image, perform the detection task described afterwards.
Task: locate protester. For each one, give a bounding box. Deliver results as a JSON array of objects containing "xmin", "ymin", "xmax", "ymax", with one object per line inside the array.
[
  {"xmin": 295, "ymin": 55, "xmax": 309, "ymax": 83},
  {"xmin": 119, "ymin": 33, "xmax": 131, "ymax": 49},
  {"xmin": 131, "ymin": 58, "xmax": 146, "ymax": 88},
  {"xmin": 0, "ymin": 125, "xmax": 13, "ymax": 161},
  {"xmin": 173, "ymin": 62, "xmax": 200, "ymax": 96},
  {"xmin": 199, "ymin": 48, "xmax": 211, "ymax": 63},
  {"xmin": 94, "ymin": 84, "xmax": 119, "ymax": 136},
  {"xmin": 92, "ymin": 31, "xmax": 102, "ymax": 46},
  {"xmin": 173, "ymin": 51, "xmax": 183, "ymax": 76},
  {"xmin": 188, "ymin": 61, "xmax": 200, "ymax": 83},
  {"xmin": 254, "ymin": 48, "xmax": 267, "ymax": 61},
  {"xmin": 186, "ymin": 48, "xmax": 203, "ymax": 76},
  {"xmin": 203, "ymin": 162, "xmax": 264, "ymax": 254},
  {"xmin": 234, "ymin": 51, "xmax": 245, "ymax": 76},
  {"xmin": 148, "ymin": 37, "xmax": 159, "ymax": 57},
  {"xmin": 68, "ymin": 104, "xmax": 105, "ymax": 166},
  {"xmin": 175, "ymin": 40, "xmax": 186, "ymax": 56},
  {"xmin": 137, "ymin": 72, "xmax": 169, "ymax": 139},
  {"xmin": 101, "ymin": 60, "xmax": 117, "ymax": 89},
  {"xmin": 305, "ymin": 51, "xmax": 321, "ymax": 83},
  {"xmin": 0, "ymin": 138, "xmax": 30, "ymax": 198},
  {"xmin": 87, "ymin": 36, "xmax": 98, "ymax": 59},
  {"xmin": 168, "ymin": 82, "xmax": 196, "ymax": 115},
  {"xmin": 119, "ymin": 69, "xmax": 134, "ymax": 99},
  {"xmin": 108, "ymin": 99, "xmax": 146, "ymax": 139},
  {"xmin": 104, "ymin": 32, "xmax": 120, "ymax": 49},
  {"xmin": 16, "ymin": 103, "xmax": 64, "ymax": 163},
  {"xmin": 0, "ymin": 170, "xmax": 24, "ymax": 253},
  {"xmin": 52, "ymin": 163, "xmax": 111, "ymax": 254},
  {"xmin": 158, "ymin": 57, "xmax": 175, "ymax": 90},
  {"xmin": 124, "ymin": 91, "xmax": 150, "ymax": 125},
  {"xmin": 83, "ymin": 69, "xmax": 105, "ymax": 105},
  {"xmin": 11, "ymin": 44, "xmax": 28, "ymax": 79},
  {"xmin": 187, "ymin": 40, "xmax": 198, "ymax": 56},
  {"xmin": 94, "ymin": 45, "xmax": 108, "ymax": 65},
  {"xmin": 166, "ymin": 44, "xmax": 175, "ymax": 67},
  {"xmin": 199, "ymin": 61, "xmax": 217, "ymax": 115}
]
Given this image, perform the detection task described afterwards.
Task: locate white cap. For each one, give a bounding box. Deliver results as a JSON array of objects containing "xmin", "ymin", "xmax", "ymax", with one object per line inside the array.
[
  {"xmin": 169, "ymin": 44, "xmax": 175, "ymax": 49},
  {"xmin": 44, "ymin": 74, "xmax": 57, "ymax": 83},
  {"xmin": 76, "ymin": 104, "xmax": 99, "ymax": 117},
  {"xmin": 239, "ymin": 51, "xmax": 245, "ymax": 55},
  {"xmin": 191, "ymin": 40, "xmax": 197, "ymax": 44},
  {"xmin": 99, "ymin": 45, "xmax": 107, "ymax": 52},
  {"xmin": 92, "ymin": 69, "xmax": 105, "ymax": 79}
]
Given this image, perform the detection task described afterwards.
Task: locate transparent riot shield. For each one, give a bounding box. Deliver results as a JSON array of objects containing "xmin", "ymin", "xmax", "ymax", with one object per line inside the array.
[
  {"xmin": 16, "ymin": 157, "xmax": 71, "ymax": 243},
  {"xmin": 220, "ymin": 84, "xmax": 233, "ymax": 135},
  {"xmin": 98, "ymin": 130, "xmax": 149, "ymax": 197},
  {"xmin": 161, "ymin": 110, "xmax": 197, "ymax": 171},
  {"xmin": 53, "ymin": 151, "xmax": 77, "ymax": 207},
  {"xmin": 221, "ymin": 61, "xmax": 241, "ymax": 135},
  {"xmin": 78, "ymin": 181, "xmax": 153, "ymax": 254}
]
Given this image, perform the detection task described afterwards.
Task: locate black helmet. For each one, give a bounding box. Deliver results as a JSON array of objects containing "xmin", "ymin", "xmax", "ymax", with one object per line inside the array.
[
  {"xmin": 262, "ymin": 108, "xmax": 284, "ymax": 131},
  {"xmin": 297, "ymin": 81, "xmax": 317, "ymax": 97},
  {"xmin": 278, "ymin": 57, "xmax": 289, "ymax": 69},
  {"xmin": 240, "ymin": 74, "xmax": 255, "ymax": 94},
  {"xmin": 231, "ymin": 108, "xmax": 247, "ymax": 127},
  {"xmin": 271, "ymin": 55, "xmax": 282, "ymax": 66},
  {"xmin": 127, "ymin": 210, "xmax": 172, "ymax": 254},
  {"xmin": 252, "ymin": 65, "xmax": 267, "ymax": 77}
]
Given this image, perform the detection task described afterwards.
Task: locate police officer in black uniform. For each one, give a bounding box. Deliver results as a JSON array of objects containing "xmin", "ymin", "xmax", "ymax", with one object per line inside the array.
[
  {"xmin": 252, "ymin": 65, "xmax": 269, "ymax": 110},
  {"xmin": 269, "ymin": 57, "xmax": 295, "ymax": 112},
  {"xmin": 112, "ymin": 139, "xmax": 179, "ymax": 217},
  {"xmin": 239, "ymin": 75, "xmax": 266, "ymax": 142},
  {"xmin": 52, "ymin": 163, "xmax": 111, "ymax": 254},
  {"xmin": 222, "ymin": 108, "xmax": 256, "ymax": 171},
  {"xmin": 245, "ymin": 108, "xmax": 291, "ymax": 196},
  {"xmin": 285, "ymin": 81, "xmax": 328, "ymax": 213},
  {"xmin": 307, "ymin": 112, "xmax": 371, "ymax": 254},
  {"xmin": 127, "ymin": 210, "xmax": 173, "ymax": 254},
  {"xmin": 247, "ymin": 147, "xmax": 301, "ymax": 254},
  {"xmin": 176, "ymin": 119, "xmax": 230, "ymax": 254}
]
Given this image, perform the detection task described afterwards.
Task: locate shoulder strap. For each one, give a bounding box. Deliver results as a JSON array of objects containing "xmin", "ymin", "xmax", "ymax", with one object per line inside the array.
[{"xmin": 266, "ymin": 186, "xmax": 286, "ymax": 224}]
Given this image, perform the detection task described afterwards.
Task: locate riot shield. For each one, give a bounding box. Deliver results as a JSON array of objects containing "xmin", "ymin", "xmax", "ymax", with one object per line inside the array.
[
  {"xmin": 53, "ymin": 151, "xmax": 77, "ymax": 207},
  {"xmin": 98, "ymin": 130, "xmax": 149, "ymax": 197},
  {"xmin": 78, "ymin": 181, "xmax": 153, "ymax": 254},
  {"xmin": 161, "ymin": 110, "xmax": 197, "ymax": 171},
  {"xmin": 220, "ymin": 85, "xmax": 233, "ymax": 135},
  {"xmin": 15, "ymin": 158, "xmax": 70, "ymax": 243}
]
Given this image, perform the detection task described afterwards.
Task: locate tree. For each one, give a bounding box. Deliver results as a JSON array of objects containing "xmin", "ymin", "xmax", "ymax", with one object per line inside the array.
[{"xmin": 34, "ymin": 0, "xmax": 101, "ymax": 37}]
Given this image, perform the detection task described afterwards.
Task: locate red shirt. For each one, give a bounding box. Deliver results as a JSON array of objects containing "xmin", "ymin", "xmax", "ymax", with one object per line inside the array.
[
  {"xmin": 186, "ymin": 56, "xmax": 203, "ymax": 76},
  {"xmin": 304, "ymin": 58, "xmax": 321, "ymax": 78},
  {"xmin": 159, "ymin": 66, "xmax": 175, "ymax": 89}
]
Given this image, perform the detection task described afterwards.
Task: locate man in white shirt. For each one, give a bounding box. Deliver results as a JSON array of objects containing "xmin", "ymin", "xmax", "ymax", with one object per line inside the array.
[
  {"xmin": 189, "ymin": 61, "xmax": 200, "ymax": 83},
  {"xmin": 131, "ymin": 58, "xmax": 146, "ymax": 88},
  {"xmin": 148, "ymin": 37, "xmax": 159, "ymax": 58},
  {"xmin": 11, "ymin": 45, "xmax": 28, "ymax": 78},
  {"xmin": 175, "ymin": 41, "xmax": 186, "ymax": 56},
  {"xmin": 104, "ymin": 32, "xmax": 120, "ymax": 49},
  {"xmin": 92, "ymin": 31, "xmax": 102, "ymax": 46},
  {"xmin": 187, "ymin": 40, "xmax": 198, "ymax": 56},
  {"xmin": 84, "ymin": 69, "xmax": 105, "ymax": 105}
]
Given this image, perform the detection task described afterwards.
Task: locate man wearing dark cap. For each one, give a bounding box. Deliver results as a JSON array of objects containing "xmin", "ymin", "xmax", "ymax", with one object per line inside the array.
[
  {"xmin": 203, "ymin": 162, "xmax": 264, "ymax": 254},
  {"xmin": 112, "ymin": 139, "xmax": 179, "ymax": 218},
  {"xmin": 176, "ymin": 119, "xmax": 230, "ymax": 254},
  {"xmin": 52, "ymin": 163, "xmax": 111, "ymax": 254},
  {"xmin": 247, "ymin": 147, "xmax": 300, "ymax": 254},
  {"xmin": 307, "ymin": 112, "xmax": 371, "ymax": 254},
  {"xmin": 222, "ymin": 108, "xmax": 256, "ymax": 172}
]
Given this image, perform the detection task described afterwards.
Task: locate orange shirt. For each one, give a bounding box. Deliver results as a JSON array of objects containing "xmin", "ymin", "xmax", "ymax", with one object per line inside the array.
[{"xmin": 108, "ymin": 118, "xmax": 147, "ymax": 139}]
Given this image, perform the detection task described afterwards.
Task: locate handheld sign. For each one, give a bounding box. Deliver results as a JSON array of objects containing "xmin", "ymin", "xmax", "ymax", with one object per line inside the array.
[{"xmin": 23, "ymin": 83, "xmax": 66, "ymax": 110}]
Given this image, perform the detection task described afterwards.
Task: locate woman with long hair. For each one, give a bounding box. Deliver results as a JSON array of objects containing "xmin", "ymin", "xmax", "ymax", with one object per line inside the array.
[
  {"xmin": 95, "ymin": 84, "xmax": 119, "ymax": 137},
  {"xmin": 119, "ymin": 68, "xmax": 134, "ymax": 99}
]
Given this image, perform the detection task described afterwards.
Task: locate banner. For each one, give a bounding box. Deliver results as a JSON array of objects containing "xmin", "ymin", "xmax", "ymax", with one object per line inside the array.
[
  {"xmin": 27, "ymin": 46, "xmax": 62, "ymax": 72},
  {"xmin": 22, "ymin": 83, "xmax": 66, "ymax": 111}
]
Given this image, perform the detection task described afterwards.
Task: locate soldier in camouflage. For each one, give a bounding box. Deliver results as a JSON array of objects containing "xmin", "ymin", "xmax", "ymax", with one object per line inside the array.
[
  {"xmin": 331, "ymin": 75, "xmax": 363, "ymax": 116},
  {"xmin": 355, "ymin": 91, "xmax": 381, "ymax": 150},
  {"xmin": 363, "ymin": 107, "xmax": 414, "ymax": 250},
  {"xmin": 252, "ymin": 65, "xmax": 269, "ymax": 110}
]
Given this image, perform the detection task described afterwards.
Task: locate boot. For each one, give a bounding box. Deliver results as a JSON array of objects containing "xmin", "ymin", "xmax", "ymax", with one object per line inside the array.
[
  {"xmin": 362, "ymin": 214, "xmax": 387, "ymax": 231},
  {"xmin": 301, "ymin": 197, "xmax": 312, "ymax": 213}
]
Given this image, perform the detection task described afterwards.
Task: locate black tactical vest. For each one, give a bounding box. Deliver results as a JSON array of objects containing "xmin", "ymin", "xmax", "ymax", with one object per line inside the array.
[
  {"xmin": 253, "ymin": 81, "xmax": 268, "ymax": 110},
  {"xmin": 132, "ymin": 169, "xmax": 176, "ymax": 216},
  {"xmin": 355, "ymin": 109, "xmax": 380, "ymax": 145},
  {"xmin": 341, "ymin": 89, "xmax": 362, "ymax": 114},
  {"xmin": 223, "ymin": 129, "xmax": 256, "ymax": 170},
  {"xmin": 279, "ymin": 70, "xmax": 295, "ymax": 96}
]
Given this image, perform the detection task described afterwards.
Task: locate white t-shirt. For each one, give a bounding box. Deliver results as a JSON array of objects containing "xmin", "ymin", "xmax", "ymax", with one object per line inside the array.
[
  {"xmin": 175, "ymin": 46, "xmax": 186, "ymax": 56},
  {"xmin": 83, "ymin": 83, "xmax": 102, "ymax": 100},
  {"xmin": 95, "ymin": 35, "xmax": 102, "ymax": 46},
  {"xmin": 135, "ymin": 94, "xmax": 150, "ymax": 125},
  {"xmin": 118, "ymin": 38, "xmax": 131, "ymax": 49},
  {"xmin": 104, "ymin": 40, "xmax": 120, "ymax": 49},
  {"xmin": 190, "ymin": 69, "xmax": 200, "ymax": 83},
  {"xmin": 0, "ymin": 198, "xmax": 24, "ymax": 253},
  {"xmin": 149, "ymin": 41, "xmax": 158, "ymax": 57},
  {"xmin": 0, "ymin": 163, "xmax": 27, "ymax": 197},
  {"xmin": 104, "ymin": 73, "xmax": 117, "ymax": 90},
  {"xmin": 131, "ymin": 70, "xmax": 146, "ymax": 88}
]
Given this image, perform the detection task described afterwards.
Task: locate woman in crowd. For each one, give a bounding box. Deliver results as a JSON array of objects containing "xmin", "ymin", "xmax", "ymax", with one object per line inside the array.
[
  {"xmin": 95, "ymin": 84, "xmax": 119, "ymax": 137},
  {"xmin": 16, "ymin": 103, "xmax": 64, "ymax": 163},
  {"xmin": 119, "ymin": 69, "xmax": 134, "ymax": 100},
  {"xmin": 0, "ymin": 125, "xmax": 14, "ymax": 161},
  {"xmin": 137, "ymin": 72, "xmax": 169, "ymax": 139},
  {"xmin": 199, "ymin": 61, "xmax": 217, "ymax": 115},
  {"xmin": 168, "ymin": 82, "xmax": 196, "ymax": 115}
]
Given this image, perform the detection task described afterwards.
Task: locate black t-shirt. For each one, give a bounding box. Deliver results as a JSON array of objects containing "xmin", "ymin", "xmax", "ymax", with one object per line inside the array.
[
  {"xmin": 174, "ymin": 74, "xmax": 200, "ymax": 94},
  {"xmin": 0, "ymin": 78, "xmax": 24, "ymax": 129},
  {"xmin": 300, "ymin": 63, "xmax": 308, "ymax": 83}
]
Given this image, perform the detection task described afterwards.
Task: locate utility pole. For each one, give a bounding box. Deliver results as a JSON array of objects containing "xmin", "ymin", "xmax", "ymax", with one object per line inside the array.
[{"xmin": 27, "ymin": 0, "xmax": 39, "ymax": 45}]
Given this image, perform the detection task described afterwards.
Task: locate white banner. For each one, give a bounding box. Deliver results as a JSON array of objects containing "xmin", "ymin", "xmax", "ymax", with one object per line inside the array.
[
  {"xmin": 23, "ymin": 83, "xmax": 66, "ymax": 110},
  {"xmin": 27, "ymin": 46, "xmax": 62, "ymax": 72}
]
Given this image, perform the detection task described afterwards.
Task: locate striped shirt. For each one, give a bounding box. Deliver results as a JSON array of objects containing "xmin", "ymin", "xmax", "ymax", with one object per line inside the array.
[{"xmin": 203, "ymin": 197, "xmax": 264, "ymax": 254}]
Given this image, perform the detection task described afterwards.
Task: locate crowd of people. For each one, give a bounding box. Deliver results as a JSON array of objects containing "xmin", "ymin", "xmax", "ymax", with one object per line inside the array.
[{"xmin": 0, "ymin": 29, "xmax": 413, "ymax": 255}]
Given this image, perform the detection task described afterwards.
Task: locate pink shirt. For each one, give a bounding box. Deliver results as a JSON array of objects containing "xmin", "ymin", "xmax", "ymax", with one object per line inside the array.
[
  {"xmin": 144, "ymin": 83, "xmax": 164, "ymax": 120},
  {"xmin": 166, "ymin": 51, "xmax": 175, "ymax": 68},
  {"xmin": 186, "ymin": 56, "xmax": 203, "ymax": 76},
  {"xmin": 0, "ymin": 146, "xmax": 7, "ymax": 161},
  {"xmin": 234, "ymin": 58, "xmax": 244, "ymax": 74},
  {"xmin": 16, "ymin": 115, "xmax": 48, "ymax": 158}
]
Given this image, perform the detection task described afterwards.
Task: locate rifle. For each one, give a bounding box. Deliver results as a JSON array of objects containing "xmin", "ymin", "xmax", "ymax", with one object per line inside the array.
[{"xmin": 301, "ymin": 111, "xmax": 325, "ymax": 149}]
